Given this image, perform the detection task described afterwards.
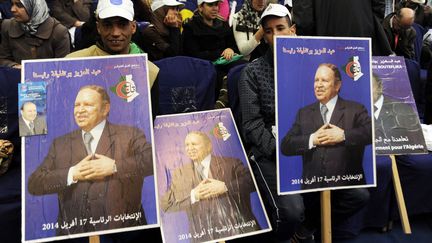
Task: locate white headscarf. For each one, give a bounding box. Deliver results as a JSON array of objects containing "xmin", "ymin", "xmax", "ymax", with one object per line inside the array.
[{"xmin": 19, "ymin": 0, "xmax": 50, "ymax": 35}]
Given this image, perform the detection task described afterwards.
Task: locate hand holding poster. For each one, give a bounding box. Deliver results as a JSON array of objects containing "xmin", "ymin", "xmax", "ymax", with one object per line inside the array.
[
  {"xmin": 23, "ymin": 55, "xmax": 157, "ymax": 242},
  {"xmin": 276, "ymin": 37, "xmax": 376, "ymax": 194},
  {"xmin": 154, "ymin": 109, "xmax": 271, "ymax": 243}
]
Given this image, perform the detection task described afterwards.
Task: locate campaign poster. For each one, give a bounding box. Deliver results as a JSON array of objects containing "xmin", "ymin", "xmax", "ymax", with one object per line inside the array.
[
  {"xmin": 154, "ymin": 109, "xmax": 271, "ymax": 243},
  {"xmin": 18, "ymin": 82, "xmax": 48, "ymax": 137},
  {"xmin": 22, "ymin": 55, "xmax": 158, "ymax": 242},
  {"xmin": 275, "ymin": 37, "xmax": 376, "ymax": 194},
  {"xmin": 372, "ymin": 56, "xmax": 427, "ymax": 155}
]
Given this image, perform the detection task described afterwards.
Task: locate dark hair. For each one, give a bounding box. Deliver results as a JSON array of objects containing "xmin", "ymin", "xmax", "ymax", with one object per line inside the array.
[
  {"xmin": 78, "ymin": 85, "xmax": 111, "ymax": 104},
  {"xmin": 318, "ymin": 63, "xmax": 342, "ymax": 82}
]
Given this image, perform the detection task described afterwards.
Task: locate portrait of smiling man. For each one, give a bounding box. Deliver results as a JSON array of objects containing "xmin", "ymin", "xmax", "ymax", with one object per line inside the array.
[
  {"xmin": 280, "ymin": 63, "xmax": 372, "ymax": 189},
  {"xmin": 27, "ymin": 84, "xmax": 153, "ymax": 235}
]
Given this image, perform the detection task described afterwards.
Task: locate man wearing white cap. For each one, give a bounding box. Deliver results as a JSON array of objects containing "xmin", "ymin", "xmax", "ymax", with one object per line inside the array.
[
  {"xmin": 240, "ymin": 4, "xmax": 369, "ymax": 243},
  {"xmin": 66, "ymin": 0, "xmax": 160, "ymax": 118},
  {"xmin": 66, "ymin": 0, "xmax": 159, "ymax": 87},
  {"xmin": 141, "ymin": 0, "xmax": 184, "ymax": 60}
]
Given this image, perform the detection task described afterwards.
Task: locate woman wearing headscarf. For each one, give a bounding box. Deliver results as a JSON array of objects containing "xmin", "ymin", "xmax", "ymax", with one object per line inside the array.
[
  {"xmin": 232, "ymin": 0, "xmax": 268, "ymax": 61},
  {"xmin": 0, "ymin": 0, "xmax": 70, "ymax": 68},
  {"xmin": 140, "ymin": 0, "xmax": 184, "ymax": 61}
]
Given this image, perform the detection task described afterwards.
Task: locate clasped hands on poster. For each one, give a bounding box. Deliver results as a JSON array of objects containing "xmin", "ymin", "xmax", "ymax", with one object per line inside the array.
[
  {"xmin": 72, "ymin": 154, "xmax": 116, "ymax": 181},
  {"xmin": 312, "ymin": 124, "xmax": 345, "ymax": 146},
  {"xmin": 193, "ymin": 178, "xmax": 228, "ymax": 201}
]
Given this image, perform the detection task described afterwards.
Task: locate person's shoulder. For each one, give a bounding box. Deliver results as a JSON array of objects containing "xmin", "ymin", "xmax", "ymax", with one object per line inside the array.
[
  {"xmin": 339, "ymin": 97, "xmax": 367, "ymax": 110},
  {"xmin": 107, "ymin": 123, "xmax": 146, "ymax": 137},
  {"xmin": 212, "ymin": 155, "xmax": 242, "ymax": 164},
  {"xmin": 66, "ymin": 45, "xmax": 100, "ymax": 58}
]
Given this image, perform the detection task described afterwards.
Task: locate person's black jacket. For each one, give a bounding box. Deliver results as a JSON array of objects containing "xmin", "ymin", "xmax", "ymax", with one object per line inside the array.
[{"xmin": 182, "ymin": 13, "xmax": 238, "ymax": 61}]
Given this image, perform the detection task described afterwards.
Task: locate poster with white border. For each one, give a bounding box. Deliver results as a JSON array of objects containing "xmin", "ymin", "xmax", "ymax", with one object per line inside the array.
[
  {"xmin": 276, "ymin": 36, "xmax": 376, "ymax": 194},
  {"xmin": 22, "ymin": 54, "xmax": 158, "ymax": 242},
  {"xmin": 155, "ymin": 109, "xmax": 271, "ymax": 243}
]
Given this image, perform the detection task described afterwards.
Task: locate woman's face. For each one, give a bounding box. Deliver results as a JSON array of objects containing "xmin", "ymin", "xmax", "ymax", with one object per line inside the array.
[
  {"xmin": 199, "ymin": 2, "xmax": 219, "ymax": 21},
  {"xmin": 11, "ymin": 0, "xmax": 30, "ymax": 23},
  {"xmin": 251, "ymin": 0, "xmax": 267, "ymax": 12}
]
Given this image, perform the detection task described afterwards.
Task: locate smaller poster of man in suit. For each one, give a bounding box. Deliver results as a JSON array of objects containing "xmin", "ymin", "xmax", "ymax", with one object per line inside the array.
[
  {"xmin": 371, "ymin": 56, "xmax": 427, "ymax": 155},
  {"xmin": 19, "ymin": 101, "xmax": 47, "ymax": 137},
  {"xmin": 155, "ymin": 109, "xmax": 271, "ymax": 243}
]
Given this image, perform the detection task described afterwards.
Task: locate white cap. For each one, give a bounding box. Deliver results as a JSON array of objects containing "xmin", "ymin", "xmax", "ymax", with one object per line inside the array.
[
  {"xmin": 260, "ymin": 3, "xmax": 292, "ymax": 24},
  {"xmin": 96, "ymin": 0, "xmax": 134, "ymax": 21},
  {"xmin": 411, "ymin": 0, "xmax": 426, "ymax": 4},
  {"xmin": 151, "ymin": 0, "xmax": 185, "ymax": 11},
  {"xmin": 197, "ymin": 0, "xmax": 221, "ymax": 6}
]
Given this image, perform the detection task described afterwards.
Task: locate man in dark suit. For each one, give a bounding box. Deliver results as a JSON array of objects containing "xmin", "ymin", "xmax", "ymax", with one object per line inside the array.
[
  {"xmin": 161, "ymin": 131, "xmax": 259, "ymax": 242},
  {"xmin": 19, "ymin": 101, "xmax": 47, "ymax": 136},
  {"xmin": 373, "ymin": 73, "xmax": 426, "ymax": 154},
  {"xmin": 28, "ymin": 85, "xmax": 153, "ymax": 235},
  {"xmin": 383, "ymin": 7, "xmax": 417, "ymax": 59},
  {"xmin": 281, "ymin": 63, "xmax": 372, "ymax": 189}
]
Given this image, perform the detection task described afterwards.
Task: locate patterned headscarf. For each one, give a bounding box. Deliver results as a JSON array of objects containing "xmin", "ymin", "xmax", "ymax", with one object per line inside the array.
[
  {"xmin": 235, "ymin": 0, "xmax": 265, "ymax": 34},
  {"xmin": 19, "ymin": 0, "xmax": 50, "ymax": 35}
]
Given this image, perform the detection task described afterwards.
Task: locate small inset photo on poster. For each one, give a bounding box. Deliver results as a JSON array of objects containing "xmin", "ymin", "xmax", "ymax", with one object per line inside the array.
[
  {"xmin": 154, "ymin": 109, "xmax": 271, "ymax": 243},
  {"xmin": 276, "ymin": 37, "xmax": 376, "ymax": 194},
  {"xmin": 18, "ymin": 82, "xmax": 47, "ymax": 137},
  {"xmin": 22, "ymin": 54, "xmax": 158, "ymax": 243},
  {"xmin": 372, "ymin": 56, "xmax": 427, "ymax": 155}
]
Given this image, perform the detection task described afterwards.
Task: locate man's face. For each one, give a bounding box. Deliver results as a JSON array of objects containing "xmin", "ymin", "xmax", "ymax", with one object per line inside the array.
[
  {"xmin": 185, "ymin": 134, "xmax": 210, "ymax": 162},
  {"xmin": 314, "ymin": 65, "xmax": 341, "ymax": 104},
  {"xmin": 97, "ymin": 17, "xmax": 136, "ymax": 54},
  {"xmin": 372, "ymin": 76, "xmax": 382, "ymax": 103},
  {"xmin": 21, "ymin": 102, "xmax": 37, "ymax": 121},
  {"xmin": 74, "ymin": 88, "xmax": 110, "ymax": 132},
  {"xmin": 199, "ymin": 2, "xmax": 220, "ymax": 21},
  {"xmin": 263, "ymin": 16, "xmax": 295, "ymax": 48},
  {"xmin": 252, "ymin": 0, "xmax": 267, "ymax": 12}
]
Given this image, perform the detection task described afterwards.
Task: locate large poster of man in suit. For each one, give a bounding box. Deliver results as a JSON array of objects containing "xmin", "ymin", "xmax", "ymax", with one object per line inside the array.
[
  {"xmin": 23, "ymin": 55, "xmax": 157, "ymax": 242},
  {"xmin": 372, "ymin": 56, "xmax": 427, "ymax": 155},
  {"xmin": 276, "ymin": 37, "xmax": 375, "ymax": 194},
  {"xmin": 155, "ymin": 109, "xmax": 271, "ymax": 243}
]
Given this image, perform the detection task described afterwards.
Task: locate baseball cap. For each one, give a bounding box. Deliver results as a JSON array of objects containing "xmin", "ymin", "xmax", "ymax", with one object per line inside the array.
[
  {"xmin": 260, "ymin": 3, "xmax": 292, "ymax": 24},
  {"xmin": 197, "ymin": 0, "xmax": 222, "ymax": 6},
  {"xmin": 96, "ymin": 0, "xmax": 134, "ymax": 21},
  {"xmin": 411, "ymin": 0, "xmax": 426, "ymax": 4},
  {"xmin": 151, "ymin": 0, "xmax": 185, "ymax": 11}
]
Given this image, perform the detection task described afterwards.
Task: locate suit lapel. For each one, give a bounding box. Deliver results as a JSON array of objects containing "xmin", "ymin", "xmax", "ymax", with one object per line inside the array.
[
  {"xmin": 71, "ymin": 130, "xmax": 88, "ymax": 165},
  {"xmin": 209, "ymin": 156, "xmax": 223, "ymax": 180},
  {"xmin": 95, "ymin": 122, "xmax": 115, "ymax": 156},
  {"xmin": 312, "ymin": 102, "xmax": 324, "ymax": 128},
  {"xmin": 330, "ymin": 97, "xmax": 345, "ymax": 126}
]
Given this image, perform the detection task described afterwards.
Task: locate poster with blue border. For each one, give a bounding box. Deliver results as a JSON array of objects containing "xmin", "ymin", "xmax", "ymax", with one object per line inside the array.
[
  {"xmin": 372, "ymin": 56, "xmax": 427, "ymax": 155},
  {"xmin": 276, "ymin": 37, "xmax": 376, "ymax": 194},
  {"xmin": 22, "ymin": 54, "xmax": 158, "ymax": 242},
  {"xmin": 18, "ymin": 82, "xmax": 48, "ymax": 137},
  {"xmin": 154, "ymin": 109, "xmax": 271, "ymax": 243}
]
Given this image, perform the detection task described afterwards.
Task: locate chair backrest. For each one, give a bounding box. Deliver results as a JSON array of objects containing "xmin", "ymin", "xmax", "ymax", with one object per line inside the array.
[
  {"xmin": 227, "ymin": 63, "xmax": 247, "ymax": 129},
  {"xmin": 154, "ymin": 56, "xmax": 217, "ymax": 115}
]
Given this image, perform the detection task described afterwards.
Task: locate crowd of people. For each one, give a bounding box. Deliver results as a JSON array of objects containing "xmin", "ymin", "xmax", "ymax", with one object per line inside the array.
[{"xmin": 1, "ymin": 0, "xmax": 432, "ymax": 242}]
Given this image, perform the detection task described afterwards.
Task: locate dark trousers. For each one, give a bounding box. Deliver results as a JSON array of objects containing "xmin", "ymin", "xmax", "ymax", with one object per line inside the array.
[{"xmin": 250, "ymin": 156, "xmax": 370, "ymax": 240}]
